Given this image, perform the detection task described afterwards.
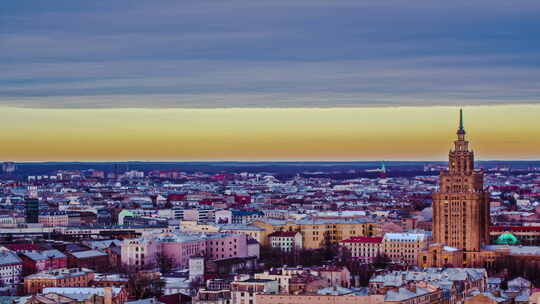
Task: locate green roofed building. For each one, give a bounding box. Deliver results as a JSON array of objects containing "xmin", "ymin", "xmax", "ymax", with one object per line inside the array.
[{"xmin": 494, "ymin": 232, "xmax": 519, "ymax": 245}]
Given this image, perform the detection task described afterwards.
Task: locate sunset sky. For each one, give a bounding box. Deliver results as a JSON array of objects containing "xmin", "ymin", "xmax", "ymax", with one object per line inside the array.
[{"xmin": 1, "ymin": 1, "xmax": 539, "ymax": 161}]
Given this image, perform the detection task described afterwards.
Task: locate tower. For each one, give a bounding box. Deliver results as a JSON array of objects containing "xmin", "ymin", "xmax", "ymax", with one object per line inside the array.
[
  {"xmin": 25, "ymin": 198, "xmax": 39, "ymax": 224},
  {"xmin": 431, "ymin": 109, "xmax": 490, "ymax": 263}
]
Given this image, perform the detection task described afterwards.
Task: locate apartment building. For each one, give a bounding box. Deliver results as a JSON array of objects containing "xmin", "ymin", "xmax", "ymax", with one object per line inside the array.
[
  {"xmin": 340, "ymin": 236, "xmax": 383, "ymax": 262},
  {"xmin": 38, "ymin": 211, "xmax": 69, "ymax": 227},
  {"xmin": 256, "ymin": 287, "xmax": 384, "ymax": 304},
  {"xmin": 383, "ymin": 233, "xmax": 428, "ymax": 265},
  {"xmin": 0, "ymin": 250, "xmax": 23, "ymax": 288},
  {"xmin": 268, "ymin": 231, "xmax": 302, "ymax": 252},
  {"xmin": 24, "ymin": 267, "xmax": 95, "ymax": 294},
  {"xmin": 230, "ymin": 275, "xmax": 278, "ymax": 304},
  {"xmin": 121, "ymin": 232, "xmax": 249, "ymax": 269},
  {"xmin": 251, "ymin": 218, "xmax": 379, "ymax": 249}
]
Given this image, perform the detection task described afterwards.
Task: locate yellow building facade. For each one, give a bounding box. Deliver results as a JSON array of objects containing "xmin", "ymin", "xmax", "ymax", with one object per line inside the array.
[{"xmin": 251, "ymin": 219, "xmax": 380, "ymax": 249}]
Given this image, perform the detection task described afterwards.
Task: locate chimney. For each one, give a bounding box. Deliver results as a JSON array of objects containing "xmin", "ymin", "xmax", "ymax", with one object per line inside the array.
[{"xmin": 104, "ymin": 287, "xmax": 113, "ymax": 304}]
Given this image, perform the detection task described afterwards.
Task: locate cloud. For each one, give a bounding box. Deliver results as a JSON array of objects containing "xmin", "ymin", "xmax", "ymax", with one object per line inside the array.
[{"xmin": 1, "ymin": 0, "xmax": 539, "ymax": 108}]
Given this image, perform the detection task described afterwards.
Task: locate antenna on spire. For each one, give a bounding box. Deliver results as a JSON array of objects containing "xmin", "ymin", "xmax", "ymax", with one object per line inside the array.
[
  {"xmin": 459, "ymin": 108, "xmax": 464, "ymax": 131},
  {"xmin": 457, "ymin": 108, "xmax": 465, "ymax": 136}
]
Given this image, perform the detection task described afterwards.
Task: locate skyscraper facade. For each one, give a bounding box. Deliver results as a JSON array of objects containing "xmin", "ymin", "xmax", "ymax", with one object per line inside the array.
[
  {"xmin": 420, "ymin": 110, "xmax": 492, "ymax": 267},
  {"xmin": 432, "ymin": 109, "xmax": 490, "ymax": 252}
]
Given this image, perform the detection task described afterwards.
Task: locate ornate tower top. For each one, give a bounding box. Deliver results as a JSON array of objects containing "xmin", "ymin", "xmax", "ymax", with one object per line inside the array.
[
  {"xmin": 458, "ymin": 108, "xmax": 465, "ymax": 134},
  {"xmin": 454, "ymin": 109, "xmax": 468, "ymax": 152}
]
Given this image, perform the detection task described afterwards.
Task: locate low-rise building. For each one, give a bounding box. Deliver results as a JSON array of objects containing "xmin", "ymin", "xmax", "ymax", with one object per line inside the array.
[
  {"xmin": 42, "ymin": 287, "xmax": 128, "ymax": 304},
  {"xmin": 24, "ymin": 267, "xmax": 95, "ymax": 294},
  {"xmin": 383, "ymin": 233, "xmax": 427, "ymax": 265},
  {"xmin": 231, "ymin": 210, "xmax": 264, "ymax": 224},
  {"xmin": 121, "ymin": 232, "xmax": 250, "ymax": 270},
  {"xmin": 219, "ymin": 224, "xmax": 265, "ymax": 245},
  {"xmin": 256, "ymin": 286, "xmax": 384, "ymax": 304},
  {"xmin": 384, "ymin": 283, "xmax": 444, "ymax": 304},
  {"xmin": 369, "ymin": 268, "xmax": 487, "ymax": 303},
  {"xmin": 19, "ymin": 249, "xmax": 67, "ymax": 275},
  {"xmin": 195, "ymin": 289, "xmax": 231, "ymax": 304},
  {"xmin": 251, "ymin": 218, "xmax": 380, "ymax": 249},
  {"xmin": 67, "ymin": 250, "xmax": 109, "ymax": 272},
  {"xmin": 38, "ymin": 211, "xmax": 69, "ymax": 227},
  {"xmin": 268, "ymin": 231, "xmax": 302, "ymax": 252},
  {"xmin": 254, "ymin": 270, "xmax": 294, "ymax": 294},
  {"xmin": 312, "ymin": 266, "xmax": 351, "ymax": 288},
  {"xmin": 230, "ymin": 275, "xmax": 278, "ymax": 304},
  {"xmin": 340, "ymin": 236, "xmax": 383, "ymax": 262},
  {"xmin": 0, "ymin": 250, "xmax": 23, "ymax": 288},
  {"xmin": 93, "ymin": 273, "xmax": 130, "ymax": 289}
]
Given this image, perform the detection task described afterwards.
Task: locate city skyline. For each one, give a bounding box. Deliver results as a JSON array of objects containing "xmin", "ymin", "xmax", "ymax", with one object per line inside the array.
[{"xmin": 2, "ymin": 1, "xmax": 540, "ymax": 300}]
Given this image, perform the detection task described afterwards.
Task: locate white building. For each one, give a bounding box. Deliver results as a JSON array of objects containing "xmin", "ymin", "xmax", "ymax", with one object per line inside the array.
[
  {"xmin": 383, "ymin": 233, "xmax": 428, "ymax": 265},
  {"xmin": 0, "ymin": 250, "xmax": 23, "ymax": 288},
  {"xmin": 0, "ymin": 215, "xmax": 17, "ymax": 227},
  {"xmin": 183, "ymin": 208, "xmax": 215, "ymax": 223},
  {"xmin": 268, "ymin": 231, "xmax": 303, "ymax": 252},
  {"xmin": 215, "ymin": 210, "xmax": 233, "ymax": 224},
  {"xmin": 340, "ymin": 236, "xmax": 383, "ymax": 262},
  {"xmin": 230, "ymin": 275, "xmax": 278, "ymax": 304},
  {"xmin": 189, "ymin": 256, "xmax": 205, "ymax": 282}
]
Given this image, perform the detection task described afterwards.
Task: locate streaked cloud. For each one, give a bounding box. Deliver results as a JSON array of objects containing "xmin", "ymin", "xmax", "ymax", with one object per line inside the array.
[{"xmin": 1, "ymin": 0, "xmax": 540, "ymax": 108}]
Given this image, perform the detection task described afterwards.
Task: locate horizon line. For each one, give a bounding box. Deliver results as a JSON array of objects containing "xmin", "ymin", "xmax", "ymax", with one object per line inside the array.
[
  {"xmin": 1, "ymin": 104, "xmax": 540, "ymax": 111},
  {"xmin": 5, "ymin": 159, "xmax": 540, "ymax": 163}
]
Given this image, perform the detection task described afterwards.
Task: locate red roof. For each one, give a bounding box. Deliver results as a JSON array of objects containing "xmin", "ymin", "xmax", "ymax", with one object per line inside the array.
[
  {"xmin": 490, "ymin": 226, "xmax": 540, "ymax": 232},
  {"xmin": 3, "ymin": 243, "xmax": 43, "ymax": 251},
  {"xmin": 167, "ymin": 193, "xmax": 186, "ymax": 201},
  {"xmin": 268, "ymin": 231, "xmax": 298, "ymax": 238},
  {"xmin": 341, "ymin": 236, "xmax": 383, "ymax": 243}
]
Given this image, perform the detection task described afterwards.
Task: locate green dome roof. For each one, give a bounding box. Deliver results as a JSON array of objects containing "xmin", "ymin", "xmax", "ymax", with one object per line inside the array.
[{"xmin": 495, "ymin": 232, "xmax": 519, "ymax": 245}]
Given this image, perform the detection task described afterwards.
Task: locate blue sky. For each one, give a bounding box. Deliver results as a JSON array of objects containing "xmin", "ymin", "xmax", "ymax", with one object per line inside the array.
[{"xmin": 1, "ymin": 0, "xmax": 540, "ymax": 108}]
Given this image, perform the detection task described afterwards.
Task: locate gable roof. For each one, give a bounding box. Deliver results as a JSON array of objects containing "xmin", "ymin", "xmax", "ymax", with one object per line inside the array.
[
  {"xmin": 22, "ymin": 249, "xmax": 66, "ymax": 261},
  {"xmin": 0, "ymin": 251, "xmax": 22, "ymax": 266},
  {"xmin": 3, "ymin": 243, "xmax": 43, "ymax": 252}
]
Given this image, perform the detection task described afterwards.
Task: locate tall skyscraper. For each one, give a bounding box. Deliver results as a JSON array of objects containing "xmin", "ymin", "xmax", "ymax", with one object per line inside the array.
[
  {"xmin": 432, "ymin": 109, "xmax": 490, "ymax": 252},
  {"xmin": 420, "ymin": 110, "xmax": 491, "ymax": 267}
]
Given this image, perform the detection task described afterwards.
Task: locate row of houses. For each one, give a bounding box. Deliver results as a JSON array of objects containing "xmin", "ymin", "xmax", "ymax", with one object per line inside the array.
[{"xmin": 341, "ymin": 233, "xmax": 428, "ymax": 265}]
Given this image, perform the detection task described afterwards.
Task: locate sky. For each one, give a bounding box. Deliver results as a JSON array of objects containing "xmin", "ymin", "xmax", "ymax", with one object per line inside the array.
[{"xmin": 1, "ymin": 1, "xmax": 539, "ymax": 161}]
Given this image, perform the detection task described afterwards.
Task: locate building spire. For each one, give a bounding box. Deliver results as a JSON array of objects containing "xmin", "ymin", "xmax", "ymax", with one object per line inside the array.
[
  {"xmin": 459, "ymin": 108, "xmax": 464, "ymax": 131},
  {"xmin": 457, "ymin": 108, "xmax": 466, "ymax": 136}
]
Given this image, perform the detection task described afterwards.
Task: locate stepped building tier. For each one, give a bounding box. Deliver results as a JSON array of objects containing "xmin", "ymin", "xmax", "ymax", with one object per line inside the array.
[{"xmin": 420, "ymin": 110, "xmax": 491, "ymax": 267}]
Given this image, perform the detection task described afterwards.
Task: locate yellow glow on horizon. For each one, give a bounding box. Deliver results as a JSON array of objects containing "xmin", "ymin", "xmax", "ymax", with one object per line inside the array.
[{"xmin": 1, "ymin": 105, "xmax": 539, "ymax": 161}]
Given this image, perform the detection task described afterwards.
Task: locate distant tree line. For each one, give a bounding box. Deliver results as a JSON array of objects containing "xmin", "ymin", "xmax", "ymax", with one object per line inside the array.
[{"xmin": 260, "ymin": 239, "xmax": 393, "ymax": 287}]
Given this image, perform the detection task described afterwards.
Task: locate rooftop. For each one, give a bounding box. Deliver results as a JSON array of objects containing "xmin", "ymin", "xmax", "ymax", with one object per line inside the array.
[
  {"xmin": 268, "ymin": 231, "xmax": 298, "ymax": 237},
  {"xmin": 0, "ymin": 251, "xmax": 22, "ymax": 266},
  {"xmin": 43, "ymin": 287, "xmax": 123, "ymax": 300},
  {"xmin": 26, "ymin": 268, "xmax": 94, "ymax": 280},
  {"xmin": 70, "ymin": 250, "xmax": 107, "ymax": 259},
  {"xmin": 22, "ymin": 249, "xmax": 66, "ymax": 261},
  {"xmin": 341, "ymin": 236, "xmax": 383, "ymax": 243},
  {"xmin": 384, "ymin": 233, "xmax": 426, "ymax": 241}
]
